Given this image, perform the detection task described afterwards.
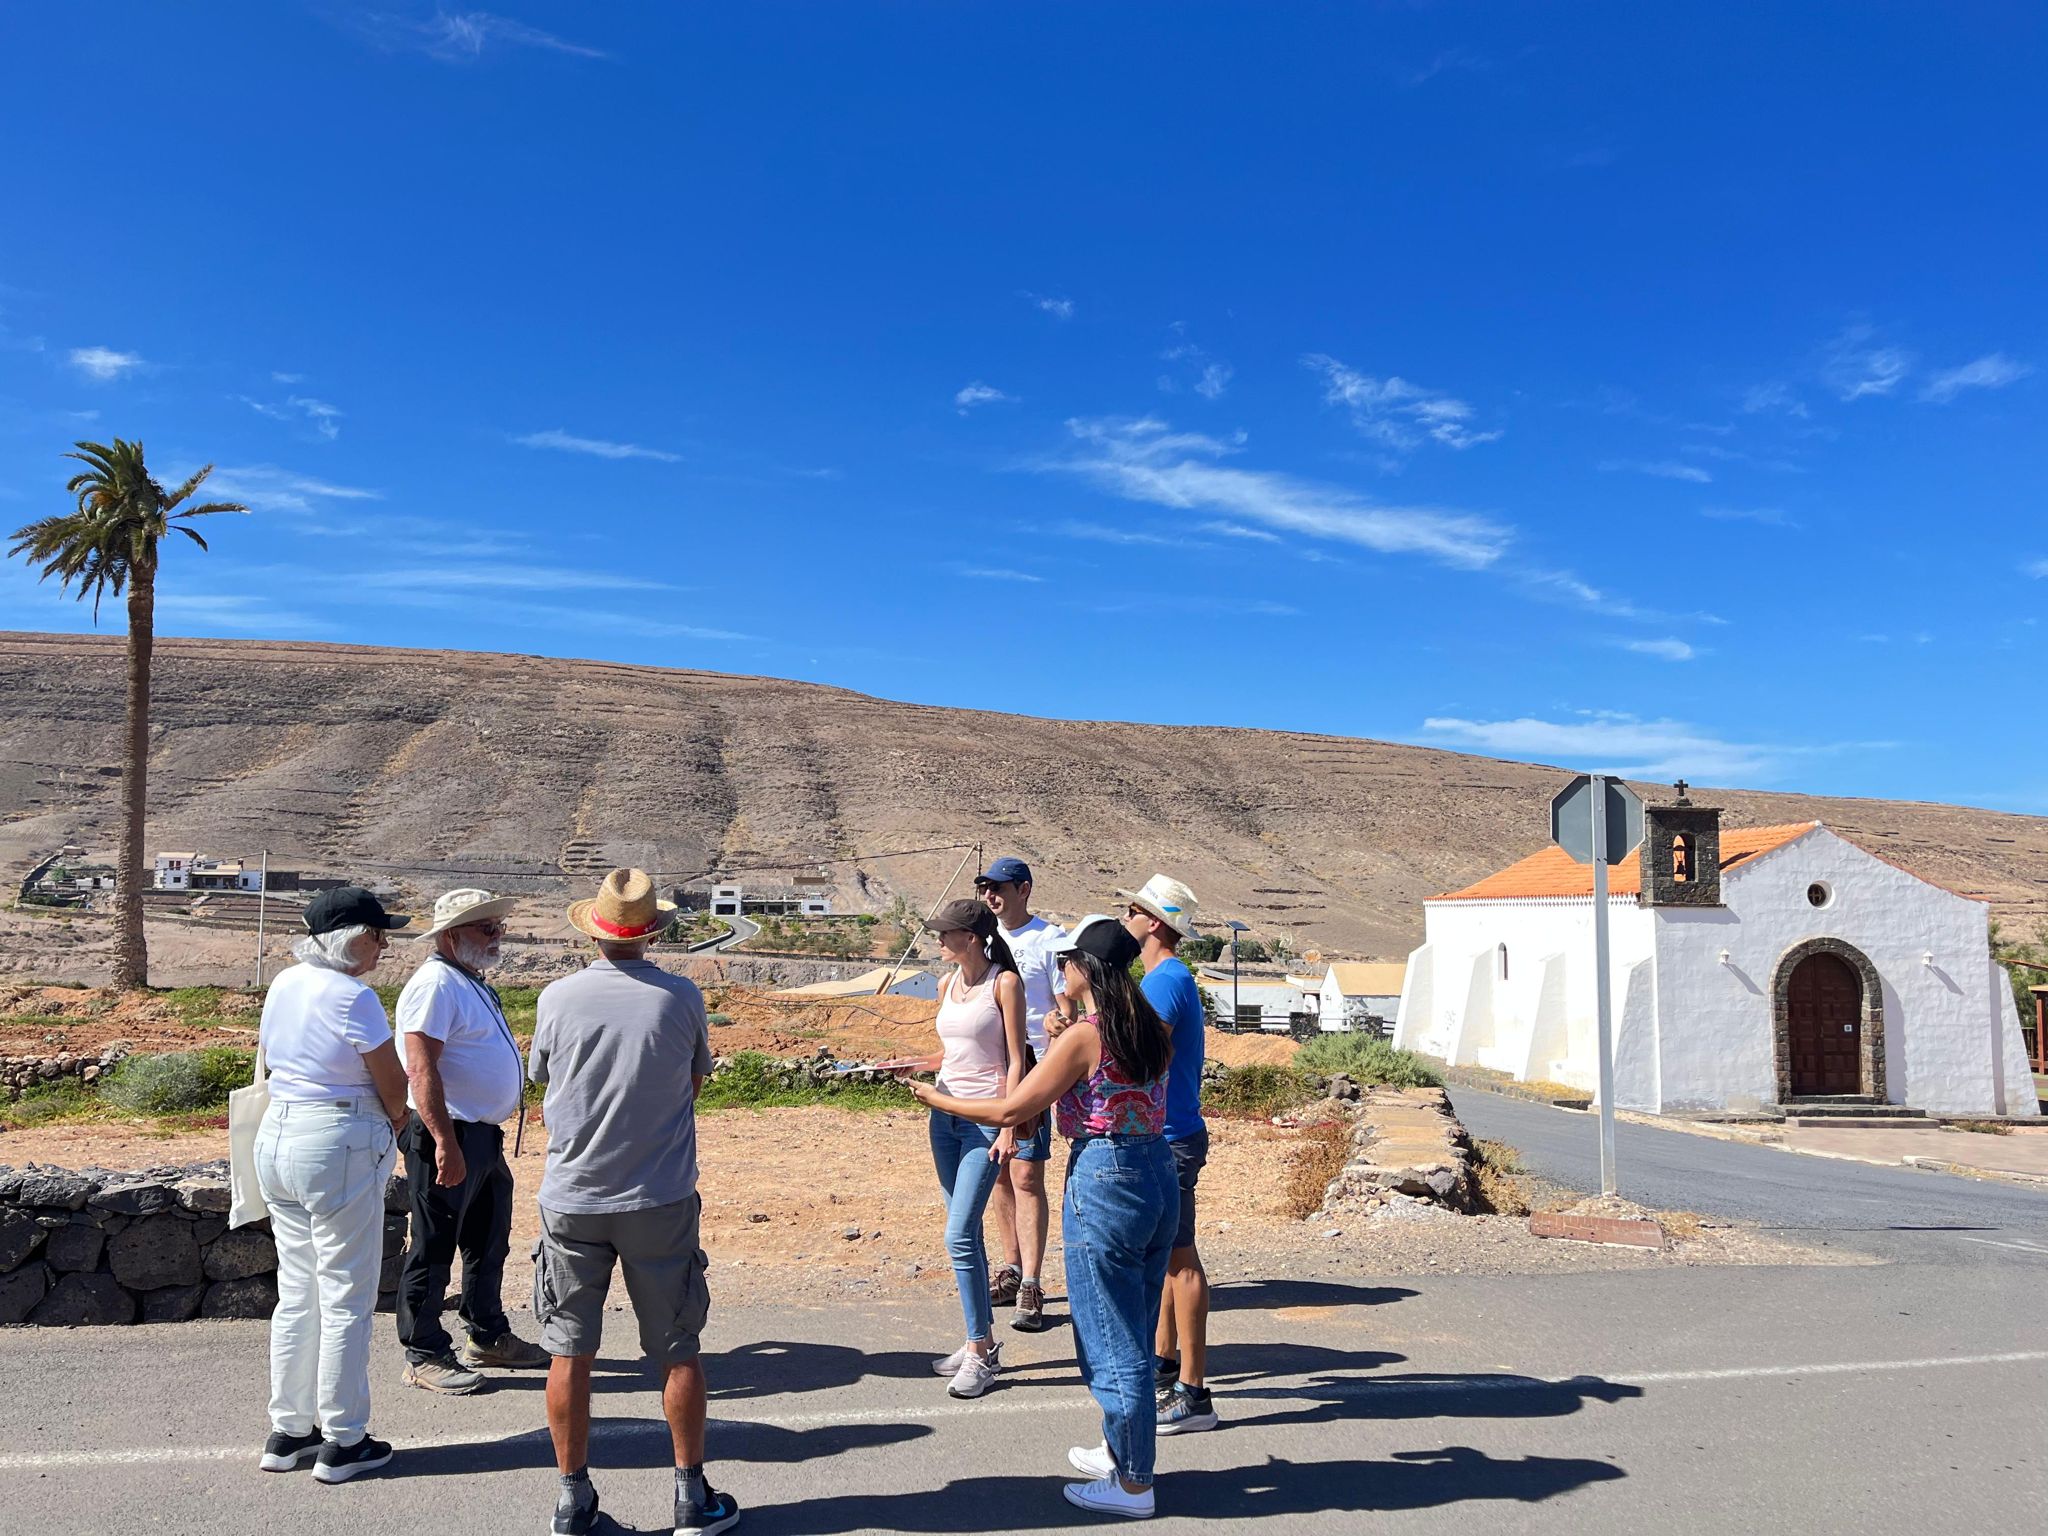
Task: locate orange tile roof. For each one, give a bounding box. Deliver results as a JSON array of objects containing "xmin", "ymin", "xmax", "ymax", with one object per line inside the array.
[{"xmin": 1432, "ymin": 822, "xmax": 1820, "ymax": 902}]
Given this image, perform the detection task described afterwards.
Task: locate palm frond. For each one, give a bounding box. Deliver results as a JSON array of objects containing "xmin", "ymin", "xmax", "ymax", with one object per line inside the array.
[{"xmin": 176, "ymin": 525, "xmax": 209, "ymax": 551}]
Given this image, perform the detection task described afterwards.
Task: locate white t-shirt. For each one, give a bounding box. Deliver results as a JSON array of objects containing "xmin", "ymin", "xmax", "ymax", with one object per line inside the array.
[
  {"xmin": 1000, "ymin": 914, "xmax": 1068, "ymax": 1052},
  {"xmin": 396, "ymin": 957, "xmax": 526, "ymax": 1125},
  {"xmin": 261, "ymin": 962, "xmax": 391, "ymax": 1103}
]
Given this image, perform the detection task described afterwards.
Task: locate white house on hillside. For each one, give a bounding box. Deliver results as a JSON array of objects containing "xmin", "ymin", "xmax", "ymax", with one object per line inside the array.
[
  {"xmin": 1394, "ymin": 793, "xmax": 2037, "ymax": 1117},
  {"xmin": 1315, "ymin": 963, "xmax": 1407, "ymax": 1034}
]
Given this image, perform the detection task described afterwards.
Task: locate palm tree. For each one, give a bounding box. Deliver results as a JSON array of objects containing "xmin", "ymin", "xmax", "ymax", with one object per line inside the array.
[{"xmin": 8, "ymin": 440, "xmax": 246, "ymax": 987}]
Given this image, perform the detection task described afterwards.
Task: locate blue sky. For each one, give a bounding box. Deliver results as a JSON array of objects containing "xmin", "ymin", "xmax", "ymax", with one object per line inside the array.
[{"xmin": 2, "ymin": 4, "xmax": 2043, "ymax": 809}]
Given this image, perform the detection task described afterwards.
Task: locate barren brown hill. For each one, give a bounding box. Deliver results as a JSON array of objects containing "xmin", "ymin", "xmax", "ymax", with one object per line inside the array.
[{"xmin": 3, "ymin": 632, "xmax": 2044, "ymax": 961}]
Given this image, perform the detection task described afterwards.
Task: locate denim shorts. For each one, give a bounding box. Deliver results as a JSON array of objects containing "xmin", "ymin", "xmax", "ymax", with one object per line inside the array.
[
  {"xmin": 1009, "ymin": 1114, "xmax": 1054, "ymax": 1164},
  {"xmin": 1169, "ymin": 1129, "xmax": 1208, "ymax": 1250}
]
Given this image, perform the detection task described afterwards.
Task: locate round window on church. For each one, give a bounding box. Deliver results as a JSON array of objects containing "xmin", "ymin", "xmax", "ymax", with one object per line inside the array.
[{"xmin": 1807, "ymin": 882, "xmax": 1833, "ymax": 909}]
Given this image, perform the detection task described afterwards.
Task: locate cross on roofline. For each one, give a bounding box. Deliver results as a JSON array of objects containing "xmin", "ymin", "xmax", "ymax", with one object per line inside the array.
[{"xmin": 1674, "ymin": 779, "xmax": 1691, "ymax": 804}]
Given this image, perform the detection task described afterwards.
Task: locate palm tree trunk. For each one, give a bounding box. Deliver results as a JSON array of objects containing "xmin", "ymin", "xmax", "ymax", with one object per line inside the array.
[{"xmin": 113, "ymin": 568, "xmax": 153, "ymax": 988}]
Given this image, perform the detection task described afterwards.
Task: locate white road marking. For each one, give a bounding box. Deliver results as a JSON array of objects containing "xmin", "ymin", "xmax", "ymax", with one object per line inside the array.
[
  {"xmin": 1956, "ymin": 1235, "xmax": 2048, "ymax": 1255},
  {"xmin": 2, "ymin": 1350, "xmax": 2045, "ymax": 1471}
]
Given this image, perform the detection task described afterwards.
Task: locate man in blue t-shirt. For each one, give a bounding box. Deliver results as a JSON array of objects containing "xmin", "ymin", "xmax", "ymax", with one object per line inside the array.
[{"xmin": 1119, "ymin": 873, "xmax": 1220, "ymax": 1438}]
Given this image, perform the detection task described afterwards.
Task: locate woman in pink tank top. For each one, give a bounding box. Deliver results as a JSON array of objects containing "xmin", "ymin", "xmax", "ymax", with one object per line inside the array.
[
  {"xmin": 911, "ymin": 914, "xmax": 1177, "ymax": 1518},
  {"xmin": 915, "ymin": 898, "xmax": 1029, "ymax": 1401}
]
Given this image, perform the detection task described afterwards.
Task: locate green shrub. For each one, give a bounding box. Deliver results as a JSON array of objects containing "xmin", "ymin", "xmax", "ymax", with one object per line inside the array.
[
  {"xmin": 696, "ymin": 1051, "xmax": 916, "ymax": 1113},
  {"xmin": 101, "ymin": 1047, "xmax": 256, "ymax": 1115},
  {"xmin": 1, "ymin": 1079, "xmax": 96, "ymax": 1127},
  {"xmin": 1203, "ymin": 1062, "xmax": 1316, "ymax": 1118},
  {"xmin": 1293, "ymin": 1033, "xmax": 1442, "ymax": 1088}
]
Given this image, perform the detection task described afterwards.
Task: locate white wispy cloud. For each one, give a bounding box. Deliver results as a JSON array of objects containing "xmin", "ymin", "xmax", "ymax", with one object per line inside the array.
[
  {"xmin": 1195, "ymin": 362, "xmax": 1233, "ymax": 400},
  {"xmin": 68, "ymin": 346, "xmax": 145, "ymax": 381},
  {"xmin": 1740, "ymin": 381, "xmax": 1808, "ymax": 418},
  {"xmin": 955, "ymin": 566, "xmax": 1044, "ymax": 583},
  {"xmin": 1619, "ymin": 637, "xmax": 1697, "ymax": 662},
  {"xmin": 1054, "ymin": 416, "xmax": 1511, "ymax": 568},
  {"xmin": 1821, "ymin": 323, "xmax": 1913, "ymax": 400},
  {"xmin": 1303, "ymin": 354, "xmax": 1500, "ymax": 451},
  {"xmin": 359, "ymin": 8, "xmax": 606, "ymax": 62},
  {"xmin": 1701, "ymin": 505, "xmax": 1801, "ymax": 529},
  {"xmin": 1160, "ymin": 326, "xmax": 1234, "ymax": 401},
  {"xmin": 955, "ymin": 382, "xmax": 1014, "ymax": 414},
  {"xmin": 2024, "ymin": 558, "xmax": 2048, "ymax": 579},
  {"xmin": 272, "ymin": 371, "xmax": 306, "ymax": 384},
  {"xmin": 1049, "ymin": 519, "xmax": 1184, "ymax": 549},
  {"xmin": 1197, "ymin": 520, "xmax": 1282, "ymax": 543},
  {"xmin": 1597, "ymin": 459, "xmax": 1713, "ymax": 484},
  {"xmin": 242, "ymin": 393, "xmax": 343, "ymax": 440},
  {"xmin": 1025, "ymin": 293, "xmax": 1075, "ymax": 321},
  {"xmin": 153, "ymin": 593, "xmax": 338, "ymax": 637},
  {"xmin": 205, "ymin": 465, "xmax": 383, "ymax": 514},
  {"xmin": 1920, "ymin": 353, "xmax": 2032, "ymax": 404},
  {"xmin": 362, "ymin": 565, "xmax": 676, "ymax": 593},
  {"xmin": 1512, "ymin": 566, "xmax": 1707, "ymax": 626},
  {"xmin": 514, "ymin": 428, "xmax": 681, "ymax": 462},
  {"xmin": 1418, "ymin": 713, "xmax": 1873, "ymax": 783}
]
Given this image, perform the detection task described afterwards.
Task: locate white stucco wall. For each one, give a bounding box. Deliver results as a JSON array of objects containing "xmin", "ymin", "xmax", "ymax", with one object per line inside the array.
[{"xmin": 1653, "ymin": 827, "xmax": 2032, "ymax": 1116}]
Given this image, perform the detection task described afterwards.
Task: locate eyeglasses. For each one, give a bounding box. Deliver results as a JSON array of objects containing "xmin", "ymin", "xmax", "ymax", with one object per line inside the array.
[{"xmin": 467, "ymin": 920, "xmax": 506, "ymax": 938}]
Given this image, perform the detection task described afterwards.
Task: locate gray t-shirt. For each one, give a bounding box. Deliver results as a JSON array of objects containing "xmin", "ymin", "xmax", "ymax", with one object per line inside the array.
[{"xmin": 530, "ymin": 957, "xmax": 714, "ymax": 1215}]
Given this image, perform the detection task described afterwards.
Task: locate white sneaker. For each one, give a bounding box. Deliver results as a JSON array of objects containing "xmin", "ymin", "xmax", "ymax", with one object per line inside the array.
[
  {"xmin": 1068, "ymin": 1442, "xmax": 1116, "ymax": 1480},
  {"xmin": 946, "ymin": 1350, "xmax": 999, "ymax": 1399},
  {"xmin": 1062, "ymin": 1475, "xmax": 1154, "ymax": 1519},
  {"xmin": 932, "ymin": 1339, "xmax": 1001, "ymax": 1377}
]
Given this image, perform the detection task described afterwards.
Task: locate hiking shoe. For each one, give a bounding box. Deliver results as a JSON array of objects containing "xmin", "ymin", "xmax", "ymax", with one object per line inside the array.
[
  {"xmin": 1156, "ymin": 1382, "xmax": 1219, "ymax": 1436},
  {"xmin": 553, "ymin": 1477, "xmax": 601, "ymax": 1535},
  {"xmin": 311, "ymin": 1434, "xmax": 393, "ymax": 1484},
  {"xmin": 932, "ymin": 1338, "xmax": 1001, "ymax": 1376},
  {"xmin": 674, "ymin": 1480, "xmax": 742, "ymax": 1536},
  {"xmin": 1062, "ymin": 1475, "xmax": 1154, "ymax": 1520},
  {"xmin": 946, "ymin": 1350, "xmax": 999, "ymax": 1399},
  {"xmin": 988, "ymin": 1264, "xmax": 1022, "ymax": 1307},
  {"xmin": 404, "ymin": 1352, "xmax": 484, "ymax": 1395},
  {"xmin": 259, "ymin": 1428, "xmax": 323, "ymax": 1472},
  {"xmin": 1069, "ymin": 1442, "xmax": 1117, "ymax": 1480},
  {"xmin": 461, "ymin": 1329, "xmax": 550, "ymax": 1369},
  {"xmin": 1010, "ymin": 1278, "xmax": 1045, "ymax": 1332}
]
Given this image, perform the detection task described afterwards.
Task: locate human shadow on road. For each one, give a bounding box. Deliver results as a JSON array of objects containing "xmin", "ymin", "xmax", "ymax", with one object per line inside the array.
[
  {"xmin": 1207, "ymin": 1340, "xmax": 1407, "ymax": 1385},
  {"xmin": 702, "ymin": 1339, "xmax": 1027, "ymax": 1399},
  {"xmin": 478, "ymin": 1355, "xmax": 660, "ymax": 1394},
  {"xmin": 1210, "ymin": 1277, "xmax": 1420, "ymax": 1312},
  {"xmin": 741, "ymin": 1449, "xmax": 1626, "ymax": 1532},
  {"xmin": 388, "ymin": 1413, "xmax": 932, "ymax": 1481},
  {"xmin": 1228, "ymin": 1370, "xmax": 1643, "ymax": 1432}
]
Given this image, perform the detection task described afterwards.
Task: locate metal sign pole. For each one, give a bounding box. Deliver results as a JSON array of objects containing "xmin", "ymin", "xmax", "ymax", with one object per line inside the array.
[
  {"xmin": 254, "ymin": 849, "xmax": 269, "ymax": 989},
  {"xmin": 1590, "ymin": 779, "xmax": 1619, "ymax": 1196}
]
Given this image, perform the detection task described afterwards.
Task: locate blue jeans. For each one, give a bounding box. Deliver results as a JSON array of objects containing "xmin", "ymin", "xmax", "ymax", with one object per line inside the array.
[
  {"xmin": 1063, "ymin": 1135, "xmax": 1179, "ymax": 1488},
  {"xmin": 929, "ymin": 1110, "xmax": 1003, "ymax": 1342}
]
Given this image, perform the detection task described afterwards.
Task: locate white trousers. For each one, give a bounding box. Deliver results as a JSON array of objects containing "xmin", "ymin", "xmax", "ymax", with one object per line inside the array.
[{"xmin": 254, "ymin": 1098, "xmax": 395, "ymax": 1446}]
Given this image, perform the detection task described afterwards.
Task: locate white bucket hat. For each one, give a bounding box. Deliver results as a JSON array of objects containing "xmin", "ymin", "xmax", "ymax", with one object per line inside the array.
[
  {"xmin": 1115, "ymin": 874, "xmax": 1201, "ymax": 940},
  {"xmin": 413, "ymin": 887, "xmax": 519, "ymax": 941}
]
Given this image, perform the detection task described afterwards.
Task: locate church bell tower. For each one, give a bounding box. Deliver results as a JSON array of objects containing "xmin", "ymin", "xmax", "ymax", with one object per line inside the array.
[{"xmin": 1640, "ymin": 780, "xmax": 1724, "ymax": 907}]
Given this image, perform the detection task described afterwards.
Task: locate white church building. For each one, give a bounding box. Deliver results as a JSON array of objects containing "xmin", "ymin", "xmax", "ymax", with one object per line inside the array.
[{"xmin": 1394, "ymin": 792, "xmax": 2038, "ymax": 1118}]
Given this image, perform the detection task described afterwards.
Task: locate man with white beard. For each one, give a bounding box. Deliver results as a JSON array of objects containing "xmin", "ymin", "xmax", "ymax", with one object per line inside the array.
[{"xmin": 393, "ymin": 888, "xmax": 548, "ymax": 1393}]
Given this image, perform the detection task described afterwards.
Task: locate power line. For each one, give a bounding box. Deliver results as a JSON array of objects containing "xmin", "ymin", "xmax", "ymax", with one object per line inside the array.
[{"xmin": 272, "ymin": 841, "xmax": 979, "ymax": 884}]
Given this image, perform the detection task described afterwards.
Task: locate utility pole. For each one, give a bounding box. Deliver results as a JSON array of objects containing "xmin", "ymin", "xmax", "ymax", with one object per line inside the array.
[
  {"xmin": 1589, "ymin": 780, "xmax": 1619, "ymax": 1197},
  {"xmin": 254, "ymin": 848, "xmax": 270, "ymax": 989}
]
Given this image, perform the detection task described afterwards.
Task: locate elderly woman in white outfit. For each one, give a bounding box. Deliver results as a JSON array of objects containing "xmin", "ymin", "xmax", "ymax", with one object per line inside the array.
[{"xmin": 254, "ymin": 886, "xmax": 413, "ymax": 1484}]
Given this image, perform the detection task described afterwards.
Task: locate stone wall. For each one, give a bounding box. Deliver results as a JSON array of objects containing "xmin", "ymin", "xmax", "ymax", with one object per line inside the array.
[
  {"xmin": 0, "ymin": 1161, "xmax": 409, "ymax": 1326},
  {"xmin": 2, "ymin": 1045, "xmax": 129, "ymax": 1101},
  {"xmin": 1315, "ymin": 1085, "xmax": 1477, "ymax": 1216}
]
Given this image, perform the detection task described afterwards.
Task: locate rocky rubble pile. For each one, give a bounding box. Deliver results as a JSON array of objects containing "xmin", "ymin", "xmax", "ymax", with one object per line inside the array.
[
  {"xmin": 1, "ymin": 1044, "xmax": 130, "ymax": 1099},
  {"xmin": 0, "ymin": 1161, "xmax": 410, "ymax": 1327},
  {"xmin": 1314, "ymin": 1085, "xmax": 1477, "ymax": 1217}
]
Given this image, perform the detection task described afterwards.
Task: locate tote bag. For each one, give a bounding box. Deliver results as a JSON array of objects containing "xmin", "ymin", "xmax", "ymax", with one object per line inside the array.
[{"xmin": 227, "ymin": 1041, "xmax": 272, "ymax": 1229}]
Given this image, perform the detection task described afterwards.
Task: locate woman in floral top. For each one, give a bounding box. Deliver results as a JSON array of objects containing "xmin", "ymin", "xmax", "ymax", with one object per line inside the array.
[{"xmin": 912, "ymin": 914, "xmax": 1177, "ymax": 1521}]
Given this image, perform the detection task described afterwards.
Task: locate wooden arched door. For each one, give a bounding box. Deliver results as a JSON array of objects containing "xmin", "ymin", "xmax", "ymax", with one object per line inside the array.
[{"xmin": 1787, "ymin": 952, "xmax": 1863, "ymax": 1096}]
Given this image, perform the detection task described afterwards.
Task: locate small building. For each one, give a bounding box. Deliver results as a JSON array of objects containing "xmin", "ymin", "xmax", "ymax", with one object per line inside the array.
[
  {"xmin": 154, "ymin": 852, "xmax": 196, "ymax": 891},
  {"xmin": 707, "ymin": 879, "xmax": 831, "ymax": 917},
  {"xmin": 189, "ymin": 858, "xmax": 246, "ymax": 892},
  {"xmin": 1315, "ymin": 962, "xmax": 1407, "ymax": 1035},
  {"xmin": 772, "ymin": 966, "xmax": 940, "ymax": 1001},
  {"xmin": 1393, "ymin": 792, "xmax": 2038, "ymax": 1118}
]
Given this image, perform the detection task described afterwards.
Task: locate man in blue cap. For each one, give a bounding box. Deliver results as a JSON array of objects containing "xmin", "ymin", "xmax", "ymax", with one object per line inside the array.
[{"xmin": 975, "ymin": 855, "xmax": 1064, "ymax": 1331}]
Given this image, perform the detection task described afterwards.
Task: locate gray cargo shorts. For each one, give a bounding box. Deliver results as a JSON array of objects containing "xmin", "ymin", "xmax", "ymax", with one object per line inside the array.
[{"xmin": 532, "ymin": 1193, "xmax": 710, "ymax": 1366}]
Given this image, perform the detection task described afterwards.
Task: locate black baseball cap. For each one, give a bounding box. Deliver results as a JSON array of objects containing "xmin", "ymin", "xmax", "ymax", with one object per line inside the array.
[
  {"xmin": 1057, "ymin": 914, "xmax": 1141, "ymax": 972},
  {"xmin": 302, "ymin": 885, "xmax": 411, "ymax": 937},
  {"xmin": 975, "ymin": 856, "xmax": 1032, "ymax": 887}
]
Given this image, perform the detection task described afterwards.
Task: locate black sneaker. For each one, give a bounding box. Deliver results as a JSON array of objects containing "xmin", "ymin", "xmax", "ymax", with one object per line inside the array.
[
  {"xmin": 312, "ymin": 1433, "xmax": 394, "ymax": 1484},
  {"xmin": 675, "ymin": 1480, "xmax": 742, "ymax": 1536},
  {"xmin": 1157, "ymin": 1382, "xmax": 1219, "ymax": 1436},
  {"xmin": 553, "ymin": 1478, "xmax": 602, "ymax": 1535},
  {"xmin": 1153, "ymin": 1356, "xmax": 1179, "ymax": 1394},
  {"xmin": 259, "ymin": 1428, "xmax": 323, "ymax": 1472}
]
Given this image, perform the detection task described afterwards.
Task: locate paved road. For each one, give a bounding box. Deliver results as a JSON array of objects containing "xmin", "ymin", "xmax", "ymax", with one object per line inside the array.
[{"xmin": 1455, "ymin": 1088, "xmax": 2048, "ymax": 1260}]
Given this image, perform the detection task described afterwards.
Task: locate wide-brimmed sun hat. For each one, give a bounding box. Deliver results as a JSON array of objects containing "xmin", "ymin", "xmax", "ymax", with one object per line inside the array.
[
  {"xmin": 413, "ymin": 887, "xmax": 519, "ymax": 941},
  {"xmin": 566, "ymin": 868, "xmax": 676, "ymax": 942},
  {"xmin": 1115, "ymin": 873, "xmax": 1201, "ymax": 939}
]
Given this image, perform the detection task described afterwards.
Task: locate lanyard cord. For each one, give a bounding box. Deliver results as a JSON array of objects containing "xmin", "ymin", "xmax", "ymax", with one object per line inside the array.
[{"xmin": 430, "ymin": 953, "xmax": 530, "ymax": 1155}]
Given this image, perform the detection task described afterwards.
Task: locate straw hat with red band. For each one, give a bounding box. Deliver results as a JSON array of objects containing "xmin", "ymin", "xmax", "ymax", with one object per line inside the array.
[{"xmin": 566, "ymin": 867, "xmax": 677, "ymax": 942}]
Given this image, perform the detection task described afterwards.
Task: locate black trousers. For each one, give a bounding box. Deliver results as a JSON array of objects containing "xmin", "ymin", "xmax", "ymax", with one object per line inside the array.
[{"xmin": 395, "ymin": 1118, "xmax": 514, "ymax": 1363}]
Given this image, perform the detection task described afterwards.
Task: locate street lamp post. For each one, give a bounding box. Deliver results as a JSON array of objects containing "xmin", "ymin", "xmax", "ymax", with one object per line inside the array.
[{"xmin": 1224, "ymin": 919, "xmax": 1250, "ymax": 1032}]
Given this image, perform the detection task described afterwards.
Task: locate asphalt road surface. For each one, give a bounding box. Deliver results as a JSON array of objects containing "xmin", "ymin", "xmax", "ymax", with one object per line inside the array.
[{"xmin": 3, "ymin": 1099, "xmax": 2044, "ymax": 1534}]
